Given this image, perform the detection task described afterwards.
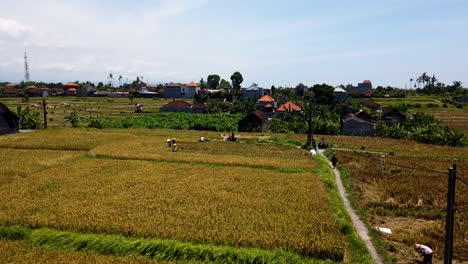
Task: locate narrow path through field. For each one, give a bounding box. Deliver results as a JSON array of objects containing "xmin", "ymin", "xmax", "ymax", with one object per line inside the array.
[{"xmin": 318, "ymin": 149, "xmax": 383, "ymax": 264}]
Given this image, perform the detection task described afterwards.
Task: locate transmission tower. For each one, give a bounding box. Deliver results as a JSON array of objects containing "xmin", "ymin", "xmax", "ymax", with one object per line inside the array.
[{"xmin": 24, "ymin": 52, "xmax": 30, "ymax": 82}]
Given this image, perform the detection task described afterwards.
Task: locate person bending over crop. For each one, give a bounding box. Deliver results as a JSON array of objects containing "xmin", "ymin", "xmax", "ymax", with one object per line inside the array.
[{"xmin": 415, "ymin": 244, "xmax": 432, "ymax": 264}]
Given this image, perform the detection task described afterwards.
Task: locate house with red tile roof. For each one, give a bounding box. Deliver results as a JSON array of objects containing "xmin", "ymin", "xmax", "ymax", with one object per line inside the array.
[
  {"xmin": 254, "ymin": 95, "xmax": 277, "ymax": 113},
  {"xmin": 277, "ymin": 101, "xmax": 302, "ymax": 113}
]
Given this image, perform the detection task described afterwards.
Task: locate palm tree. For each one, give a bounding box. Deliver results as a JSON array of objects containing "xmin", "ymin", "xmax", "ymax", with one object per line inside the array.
[
  {"xmin": 410, "ymin": 78, "xmax": 414, "ymax": 89},
  {"xmin": 108, "ymin": 73, "xmax": 114, "ymax": 87},
  {"xmin": 118, "ymin": 75, "xmax": 123, "ymax": 87}
]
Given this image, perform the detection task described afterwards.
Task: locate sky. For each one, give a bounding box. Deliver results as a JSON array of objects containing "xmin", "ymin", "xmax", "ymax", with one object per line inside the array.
[{"xmin": 0, "ymin": 0, "xmax": 467, "ymax": 88}]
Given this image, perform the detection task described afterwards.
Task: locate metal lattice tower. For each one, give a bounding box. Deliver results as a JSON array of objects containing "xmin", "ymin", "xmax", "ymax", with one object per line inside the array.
[{"xmin": 24, "ymin": 52, "xmax": 30, "ymax": 82}]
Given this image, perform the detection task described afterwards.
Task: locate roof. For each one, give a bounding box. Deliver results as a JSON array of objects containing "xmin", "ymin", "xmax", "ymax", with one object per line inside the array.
[
  {"xmin": 342, "ymin": 113, "xmax": 377, "ymax": 125},
  {"xmin": 6, "ymin": 83, "xmax": 17, "ymax": 87},
  {"xmin": 64, "ymin": 82, "xmax": 78, "ymax": 87},
  {"xmin": 146, "ymin": 84, "xmax": 158, "ymax": 88},
  {"xmin": 296, "ymin": 83, "xmax": 306, "ymax": 88},
  {"xmin": 161, "ymin": 100, "xmax": 192, "ymax": 109},
  {"xmin": 382, "ymin": 108, "xmax": 405, "ymax": 116},
  {"xmin": 363, "ymin": 80, "xmax": 372, "ymax": 83},
  {"xmin": 252, "ymin": 110, "xmax": 269, "ymax": 120},
  {"xmin": 264, "ymin": 103, "xmax": 274, "ymax": 108},
  {"xmin": 166, "ymin": 82, "xmax": 183, "ymax": 87},
  {"xmin": 257, "ymin": 95, "xmax": 276, "ymax": 102},
  {"xmin": 334, "ymin": 87, "xmax": 347, "ymax": 93},
  {"xmin": 26, "ymin": 85, "xmax": 38, "ymax": 89},
  {"xmin": 277, "ymin": 101, "xmax": 302, "ymax": 112},
  {"xmin": 186, "ymin": 82, "xmax": 199, "ymax": 87},
  {"xmin": 67, "ymin": 88, "xmax": 77, "ymax": 92}
]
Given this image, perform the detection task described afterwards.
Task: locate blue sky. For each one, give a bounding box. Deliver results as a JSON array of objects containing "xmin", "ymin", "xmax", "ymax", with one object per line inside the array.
[{"xmin": 0, "ymin": 0, "xmax": 467, "ymax": 88}]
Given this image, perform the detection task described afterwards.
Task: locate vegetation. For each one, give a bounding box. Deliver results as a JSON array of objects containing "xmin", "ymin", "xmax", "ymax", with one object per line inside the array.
[
  {"xmin": 0, "ymin": 227, "xmax": 334, "ymax": 264},
  {"xmin": 379, "ymin": 113, "xmax": 467, "ymax": 146},
  {"xmin": 332, "ymin": 149, "xmax": 467, "ymax": 263},
  {"xmin": 16, "ymin": 105, "xmax": 42, "ymax": 129},
  {"xmin": 0, "ymin": 240, "xmax": 161, "ymax": 264},
  {"xmin": 0, "ymin": 128, "xmax": 366, "ymax": 263},
  {"xmin": 104, "ymin": 112, "xmax": 241, "ymax": 131}
]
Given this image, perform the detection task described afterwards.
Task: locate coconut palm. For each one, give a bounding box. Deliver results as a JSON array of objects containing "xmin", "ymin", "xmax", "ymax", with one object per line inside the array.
[
  {"xmin": 118, "ymin": 75, "xmax": 123, "ymax": 87},
  {"xmin": 410, "ymin": 78, "xmax": 414, "ymax": 89},
  {"xmin": 108, "ymin": 73, "xmax": 114, "ymax": 87}
]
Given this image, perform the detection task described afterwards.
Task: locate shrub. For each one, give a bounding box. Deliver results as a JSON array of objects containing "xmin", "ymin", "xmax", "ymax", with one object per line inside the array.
[
  {"xmin": 456, "ymin": 104, "xmax": 464, "ymax": 109},
  {"xmin": 16, "ymin": 106, "xmax": 42, "ymax": 129},
  {"xmin": 64, "ymin": 109, "xmax": 83, "ymax": 128},
  {"xmin": 443, "ymin": 103, "xmax": 448, "ymax": 108}
]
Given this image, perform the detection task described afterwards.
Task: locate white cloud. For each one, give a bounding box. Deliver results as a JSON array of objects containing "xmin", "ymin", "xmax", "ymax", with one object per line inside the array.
[{"xmin": 0, "ymin": 18, "xmax": 32, "ymax": 37}]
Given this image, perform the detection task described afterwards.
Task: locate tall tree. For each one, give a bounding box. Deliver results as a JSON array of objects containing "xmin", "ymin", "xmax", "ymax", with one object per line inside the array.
[
  {"xmin": 118, "ymin": 75, "xmax": 123, "ymax": 87},
  {"xmin": 207, "ymin": 74, "xmax": 220, "ymax": 90},
  {"xmin": 230, "ymin": 71, "xmax": 243, "ymax": 94},
  {"xmin": 108, "ymin": 73, "xmax": 114, "ymax": 87},
  {"xmin": 311, "ymin": 83, "xmax": 335, "ymax": 106},
  {"xmin": 219, "ymin": 79, "xmax": 232, "ymax": 91}
]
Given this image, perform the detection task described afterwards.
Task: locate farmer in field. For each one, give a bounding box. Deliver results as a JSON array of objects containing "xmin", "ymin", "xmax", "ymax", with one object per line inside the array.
[
  {"xmin": 167, "ymin": 139, "xmax": 172, "ymax": 147},
  {"xmin": 172, "ymin": 143, "xmax": 178, "ymax": 152},
  {"xmin": 415, "ymin": 244, "xmax": 432, "ymax": 264},
  {"xmin": 199, "ymin": 136, "xmax": 205, "ymax": 142},
  {"xmin": 318, "ymin": 138, "xmax": 328, "ymax": 149},
  {"xmin": 331, "ymin": 152, "xmax": 338, "ymax": 169},
  {"xmin": 312, "ymin": 138, "xmax": 317, "ymax": 150},
  {"xmin": 172, "ymin": 138, "xmax": 177, "ymax": 146}
]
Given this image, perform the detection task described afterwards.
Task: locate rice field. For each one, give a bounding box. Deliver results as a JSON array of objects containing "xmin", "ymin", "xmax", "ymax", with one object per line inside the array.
[
  {"xmin": 0, "ymin": 128, "xmax": 353, "ymax": 263},
  {"xmin": 0, "ymin": 240, "xmax": 164, "ymax": 264},
  {"xmin": 1, "ymin": 96, "xmax": 172, "ymax": 127},
  {"xmin": 333, "ymin": 150, "xmax": 467, "ymax": 263}
]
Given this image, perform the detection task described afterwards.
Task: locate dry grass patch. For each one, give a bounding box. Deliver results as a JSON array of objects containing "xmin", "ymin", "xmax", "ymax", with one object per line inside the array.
[
  {"xmin": 0, "ymin": 159, "xmax": 344, "ymax": 259},
  {"xmin": 336, "ymin": 151, "xmax": 467, "ymax": 262}
]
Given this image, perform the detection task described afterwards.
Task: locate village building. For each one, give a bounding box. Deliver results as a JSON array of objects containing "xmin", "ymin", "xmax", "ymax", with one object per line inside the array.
[
  {"xmin": 0, "ymin": 102, "xmax": 19, "ymax": 135},
  {"xmin": 254, "ymin": 95, "xmax": 277, "ymax": 113},
  {"xmin": 238, "ymin": 110, "xmax": 271, "ymax": 132},
  {"xmin": 334, "ymin": 87, "xmax": 348, "ymax": 103},
  {"xmin": 382, "ymin": 108, "xmax": 406, "ymax": 123},
  {"xmin": 242, "ymin": 83, "xmax": 264, "ymax": 100},
  {"xmin": 342, "ymin": 113, "xmax": 378, "ymax": 136},
  {"xmin": 295, "ymin": 83, "xmax": 307, "ymax": 97},
  {"xmin": 164, "ymin": 82, "xmax": 199, "ymax": 99},
  {"xmin": 277, "ymin": 101, "xmax": 302, "ymax": 114},
  {"xmin": 80, "ymin": 84, "xmax": 96, "ymax": 97}
]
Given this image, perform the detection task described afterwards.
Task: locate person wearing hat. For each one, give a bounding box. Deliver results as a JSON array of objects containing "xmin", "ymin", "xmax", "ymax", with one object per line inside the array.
[
  {"xmin": 172, "ymin": 143, "xmax": 178, "ymax": 152},
  {"xmin": 415, "ymin": 244, "xmax": 432, "ymax": 264}
]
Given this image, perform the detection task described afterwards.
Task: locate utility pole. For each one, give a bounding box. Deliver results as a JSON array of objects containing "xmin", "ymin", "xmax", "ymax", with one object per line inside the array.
[
  {"xmin": 42, "ymin": 90, "xmax": 48, "ymax": 128},
  {"xmin": 444, "ymin": 159, "xmax": 457, "ymax": 264}
]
